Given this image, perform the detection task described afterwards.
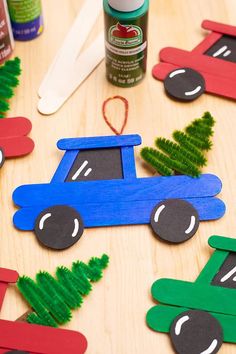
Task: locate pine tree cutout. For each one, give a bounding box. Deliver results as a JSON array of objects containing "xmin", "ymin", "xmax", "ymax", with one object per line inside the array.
[
  {"xmin": 17, "ymin": 254, "xmax": 109, "ymax": 328},
  {"xmin": 0, "ymin": 57, "xmax": 21, "ymax": 118},
  {"xmin": 141, "ymin": 112, "xmax": 215, "ymax": 177}
]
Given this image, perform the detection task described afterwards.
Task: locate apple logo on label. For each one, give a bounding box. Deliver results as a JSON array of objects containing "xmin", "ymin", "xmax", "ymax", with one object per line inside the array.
[{"xmin": 112, "ymin": 23, "xmax": 139, "ymax": 39}]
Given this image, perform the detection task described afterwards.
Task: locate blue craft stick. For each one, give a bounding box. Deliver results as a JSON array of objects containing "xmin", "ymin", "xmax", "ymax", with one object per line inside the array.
[
  {"xmin": 51, "ymin": 150, "xmax": 78, "ymax": 183},
  {"xmin": 13, "ymin": 174, "xmax": 222, "ymax": 208},
  {"xmin": 13, "ymin": 196, "xmax": 225, "ymax": 231},
  {"xmin": 121, "ymin": 147, "xmax": 137, "ymax": 179},
  {"xmin": 57, "ymin": 134, "xmax": 142, "ymax": 150}
]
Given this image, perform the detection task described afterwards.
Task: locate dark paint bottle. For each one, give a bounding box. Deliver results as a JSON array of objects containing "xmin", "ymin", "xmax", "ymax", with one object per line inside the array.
[
  {"xmin": 103, "ymin": 0, "xmax": 149, "ymax": 87},
  {"xmin": 0, "ymin": 0, "xmax": 14, "ymax": 64}
]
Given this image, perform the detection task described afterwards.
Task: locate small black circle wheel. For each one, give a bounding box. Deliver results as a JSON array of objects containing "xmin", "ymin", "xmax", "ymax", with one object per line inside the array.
[
  {"xmin": 0, "ymin": 147, "xmax": 5, "ymax": 168},
  {"xmin": 170, "ymin": 310, "xmax": 223, "ymax": 354},
  {"xmin": 34, "ymin": 205, "xmax": 84, "ymax": 250},
  {"xmin": 150, "ymin": 199, "xmax": 199, "ymax": 243},
  {"xmin": 164, "ymin": 67, "xmax": 205, "ymax": 102}
]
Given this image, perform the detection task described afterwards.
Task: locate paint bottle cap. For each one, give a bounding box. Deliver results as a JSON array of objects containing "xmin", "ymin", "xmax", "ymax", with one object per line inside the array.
[{"xmin": 108, "ymin": 0, "xmax": 145, "ymax": 12}]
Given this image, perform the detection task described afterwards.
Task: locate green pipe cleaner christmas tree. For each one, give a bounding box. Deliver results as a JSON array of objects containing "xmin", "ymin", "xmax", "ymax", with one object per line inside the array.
[
  {"xmin": 141, "ymin": 112, "xmax": 215, "ymax": 177},
  {"xmin": 0, "ymin": 57, "xmax": 21, "ymax": 118},
  {"xmin": 17, "ymin": 254, "xmax": 109, "ymax": 328}
]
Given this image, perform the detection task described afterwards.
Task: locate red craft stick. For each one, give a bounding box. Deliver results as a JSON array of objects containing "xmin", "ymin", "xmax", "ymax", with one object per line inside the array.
[
  {"xmin": 0, "ymin": 117, "xmax": 32, "ymax": 138},
  {"xmin": 0, "ymin": 268, "xmax": 19, "ymax": 283},
  {"xmin": 0, "ymin": 319, "xmax": 88, "ymax": 354},
  {"xmin": 153, "ymin": 62, "xmax": 236, "ymax": 100},
  {"xmin": 0, "ymin": 268, "xmax": 19, "ymax": 312},
  {"xmin": 202, "ymin": 19, "xmax": 236, "ymax": 37},
  {"xmin": 191, "ymin": 32, "xmax": 222, "ymax": 54},
  {"xmin": 0, "ymin": 117, "xmax": 34, "ymax": 158},
  {"xmin": 0, "ymin": 136, "xmax": 35, "ymax": 157},
  {"xmin": 160, "ymin": 47, "xmax": 236, "ymax": 81}
]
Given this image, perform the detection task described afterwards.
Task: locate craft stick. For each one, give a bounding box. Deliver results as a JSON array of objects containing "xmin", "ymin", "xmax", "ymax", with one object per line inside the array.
[
  {"xmin": 147, "ymin": 304, "xmax": 236, "ymax": 343},
  {"xmin": 0, "ymin": 136, "xmax": 35, "ymax": 157},
  {"xmin": 202, "ymin": 20, "xmax": 236, "ymax": 37},
  {"xmin": 195, "ymin": 250, "xmax": 229, "ymax": 285},
  {"xmin": 0, "ymin": 319, "xmax": 87, "ymax": 354},
  {"xmin": 0, "ymin": 117, "xmax": 32, "ymax": 138},
  {"xmin": 13, "ymin": 196, "xmax": 225, "ymax": 231},
  {"xmin": 12, "ymin": 174, "xmax": 223, "ymax": 207},
  {"xmin": 38, "ymin": 0, "xmax": 102, "ymax": 98},
  {"xmin": 57, "ymin": 134, "xmax": 141, "ymax": 150},
  {"xmin": 153, "ymin": 62, "xmax": 236, "ymax": 100},
  {"xmin": 209, "ymin": 235, "xmax": 236, "ymax": 253},
  {"xmin": 0, "ymin": 269, "xmax": 18, "ymax": 284},
  {"xmin": 191, "ymin": 32, "xmax": 222, "ymax": 54},
  {"xmin": 160, "ymin": 47, "xmax": 236, "ymax": 81},
  {"xmin": 151, "ymin": 279, "xmax": 236, "ymax": 316},
  {"xmin": 38, "ymin": 33, "xmax": 105, "ymax": 115}
]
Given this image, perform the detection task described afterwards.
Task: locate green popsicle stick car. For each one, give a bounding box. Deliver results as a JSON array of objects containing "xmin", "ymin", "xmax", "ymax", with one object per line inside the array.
[{"xmin": 147, "ymin": 235, "xmax": 236, "ymax": 353}]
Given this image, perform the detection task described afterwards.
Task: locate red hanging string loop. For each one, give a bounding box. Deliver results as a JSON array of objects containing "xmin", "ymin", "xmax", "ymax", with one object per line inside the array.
[{"xmin": 102, "ymin": 95, "xmax": 129, "ymax": 135}]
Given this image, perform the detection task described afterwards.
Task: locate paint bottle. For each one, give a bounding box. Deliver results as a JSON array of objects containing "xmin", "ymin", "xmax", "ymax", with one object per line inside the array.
[
  {"xmin": 0, "ymin": 0, "xmax": 14, "ymax": 64},
  {"xmin": 103, "ymin": 0, "xmax": 149, "ymax": 87},
  {"xmin": 7, "ymin": 0, "xmax": 43, "ymax": 41}
]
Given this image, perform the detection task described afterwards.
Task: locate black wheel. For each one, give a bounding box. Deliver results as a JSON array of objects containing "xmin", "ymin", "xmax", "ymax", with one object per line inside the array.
[
  {"xmin": 34, "ymin": 205, "xmax": 84, "ymax": 250},
  {"xmin": 164, "ymin": 67, "xmax": 205, "ymax": 102},
  {"xmin": 0, "ymin": 147, "xmax": 5, "ymax": 168},
  {"xmin": 150, "ymin": 199, "xmax": 199, "ymax": 243},
  {"xmin": 170, "ymin": 310, "xmax": 223, "ymax": 354}
]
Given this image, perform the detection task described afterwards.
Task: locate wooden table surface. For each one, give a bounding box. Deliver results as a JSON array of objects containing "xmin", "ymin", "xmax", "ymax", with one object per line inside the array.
[{"xmin": 1, "ymin": 0, "xmax": 236, "ymax": 353}]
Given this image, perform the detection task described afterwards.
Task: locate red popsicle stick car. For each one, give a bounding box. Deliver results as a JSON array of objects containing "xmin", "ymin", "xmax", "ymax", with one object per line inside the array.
[
  {"xmin": 0, "ymin": 268, "xmax": 87, "ymax": 354},
  {"xmin": 153, "ymin": 20, "xmax": 236, "ymax": 101},
  {"xmin": 0, "ymin": 117, "xmax": 34, "ymax": 167}
]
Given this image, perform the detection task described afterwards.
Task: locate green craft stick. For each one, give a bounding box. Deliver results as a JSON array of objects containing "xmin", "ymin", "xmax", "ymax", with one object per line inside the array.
[
  {"xmin": 151, "ymin": 279, "xmax": 236, "ymax": 316},
  {"xmin": 209, "ymin": 235, "xmax": 236, "ymax": 253},
  {"xmin": 146, "ymin": 304, "xmax": 236, "ymax": 343},
  {"xmin": 195, "ymin": 249, "xmax": 229, "ymax": 285}
]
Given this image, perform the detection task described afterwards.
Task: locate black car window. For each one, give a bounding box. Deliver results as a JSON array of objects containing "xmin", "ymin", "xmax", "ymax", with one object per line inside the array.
[
  {"xmin": 211, "ymin": 252, "xmax": 236, "ymax": 289},
  {"xmin": 66, "ymin": 148, "xmax": 123, "ymax": 182},
  {"xmin": 205, "ymin": 35, "xmax": 236, "ymax": 63}
]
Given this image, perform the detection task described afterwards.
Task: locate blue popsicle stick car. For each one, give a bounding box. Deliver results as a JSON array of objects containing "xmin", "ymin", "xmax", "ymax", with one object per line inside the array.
[{"xmin": 12, "ymin": 134, "xmax": 226, "ymax": 250}]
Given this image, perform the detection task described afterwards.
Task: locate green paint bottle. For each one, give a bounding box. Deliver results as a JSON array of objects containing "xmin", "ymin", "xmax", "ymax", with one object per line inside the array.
[{"xmin": 103, "ymin": 0, "xmax": 149, "ymax": 87}]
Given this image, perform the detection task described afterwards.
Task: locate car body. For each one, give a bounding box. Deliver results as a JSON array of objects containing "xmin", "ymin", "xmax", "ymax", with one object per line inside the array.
[
  {"xmin": 147, "ymin": 235, "xmax": 236, "ymax": 350},
  {"xmin": 153, "ymin": 20, "xmax": 236, "ymax": 101},
  {"xmin": 12, "ymin": 134, "xmax": 225, "ymax": 249}
]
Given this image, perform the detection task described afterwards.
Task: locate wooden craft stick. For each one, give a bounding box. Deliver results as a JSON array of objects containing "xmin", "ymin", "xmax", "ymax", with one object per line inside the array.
[
  {"xmin": 0, "ymin": 319, "xmax": 87, "ymax": 353},
  {"xmin": 160, "ymin": 47, "xmax": 236, "ymax": 81},
  {"xmin": 13, "ymin": 174, "xmax": 223, "ymax": 207},
  {"xmin": 153, "ymin": 62, "xmax": 236, "ymax": 100},
  {"xmin": 13, "ymin": 196, "xmax": 225, "ymax": 231},
  {"xmin": 202, "ymin": 19, "xmax": 236, "ymax": 37},
  {"xmin": 0, "ymin": 136, "xmax": 34, "ymax": 157},
  {"xmin": 151, "ymin": 279, "xmax": 236, "ymax": 316},
  {"xmin": 147, "ymin": 304, "xmax": 236, "ymax": 343},
  {"xmin": 38, "ymin": 33, "xmax": 104, "ymax": 115},
  {"xmin": 0, "ymin": 117, "xmax": 32, "ymax": 138},
  {"xmin": 38, "ymin": 0, "xmax": 102, "ymax": 98}
]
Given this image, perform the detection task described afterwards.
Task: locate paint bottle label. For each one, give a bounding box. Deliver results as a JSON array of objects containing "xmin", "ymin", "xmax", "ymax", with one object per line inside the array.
[
  {"xmin": 104, "ymin": 12, "xmax": 148, "ymax": 87},
  {"xmin": 7, "ymin": 0, "xmax": 43, "ymax": 41},
  {"xmin": 0, "ymin": 0, "xmax": 14, "ymax": 63}
]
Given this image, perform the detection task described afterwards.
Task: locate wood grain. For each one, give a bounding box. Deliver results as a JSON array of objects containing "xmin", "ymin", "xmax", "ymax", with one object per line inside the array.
[{"xmin": 1, "ymin": 0, "xmax": 236, "ymax": 353}]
